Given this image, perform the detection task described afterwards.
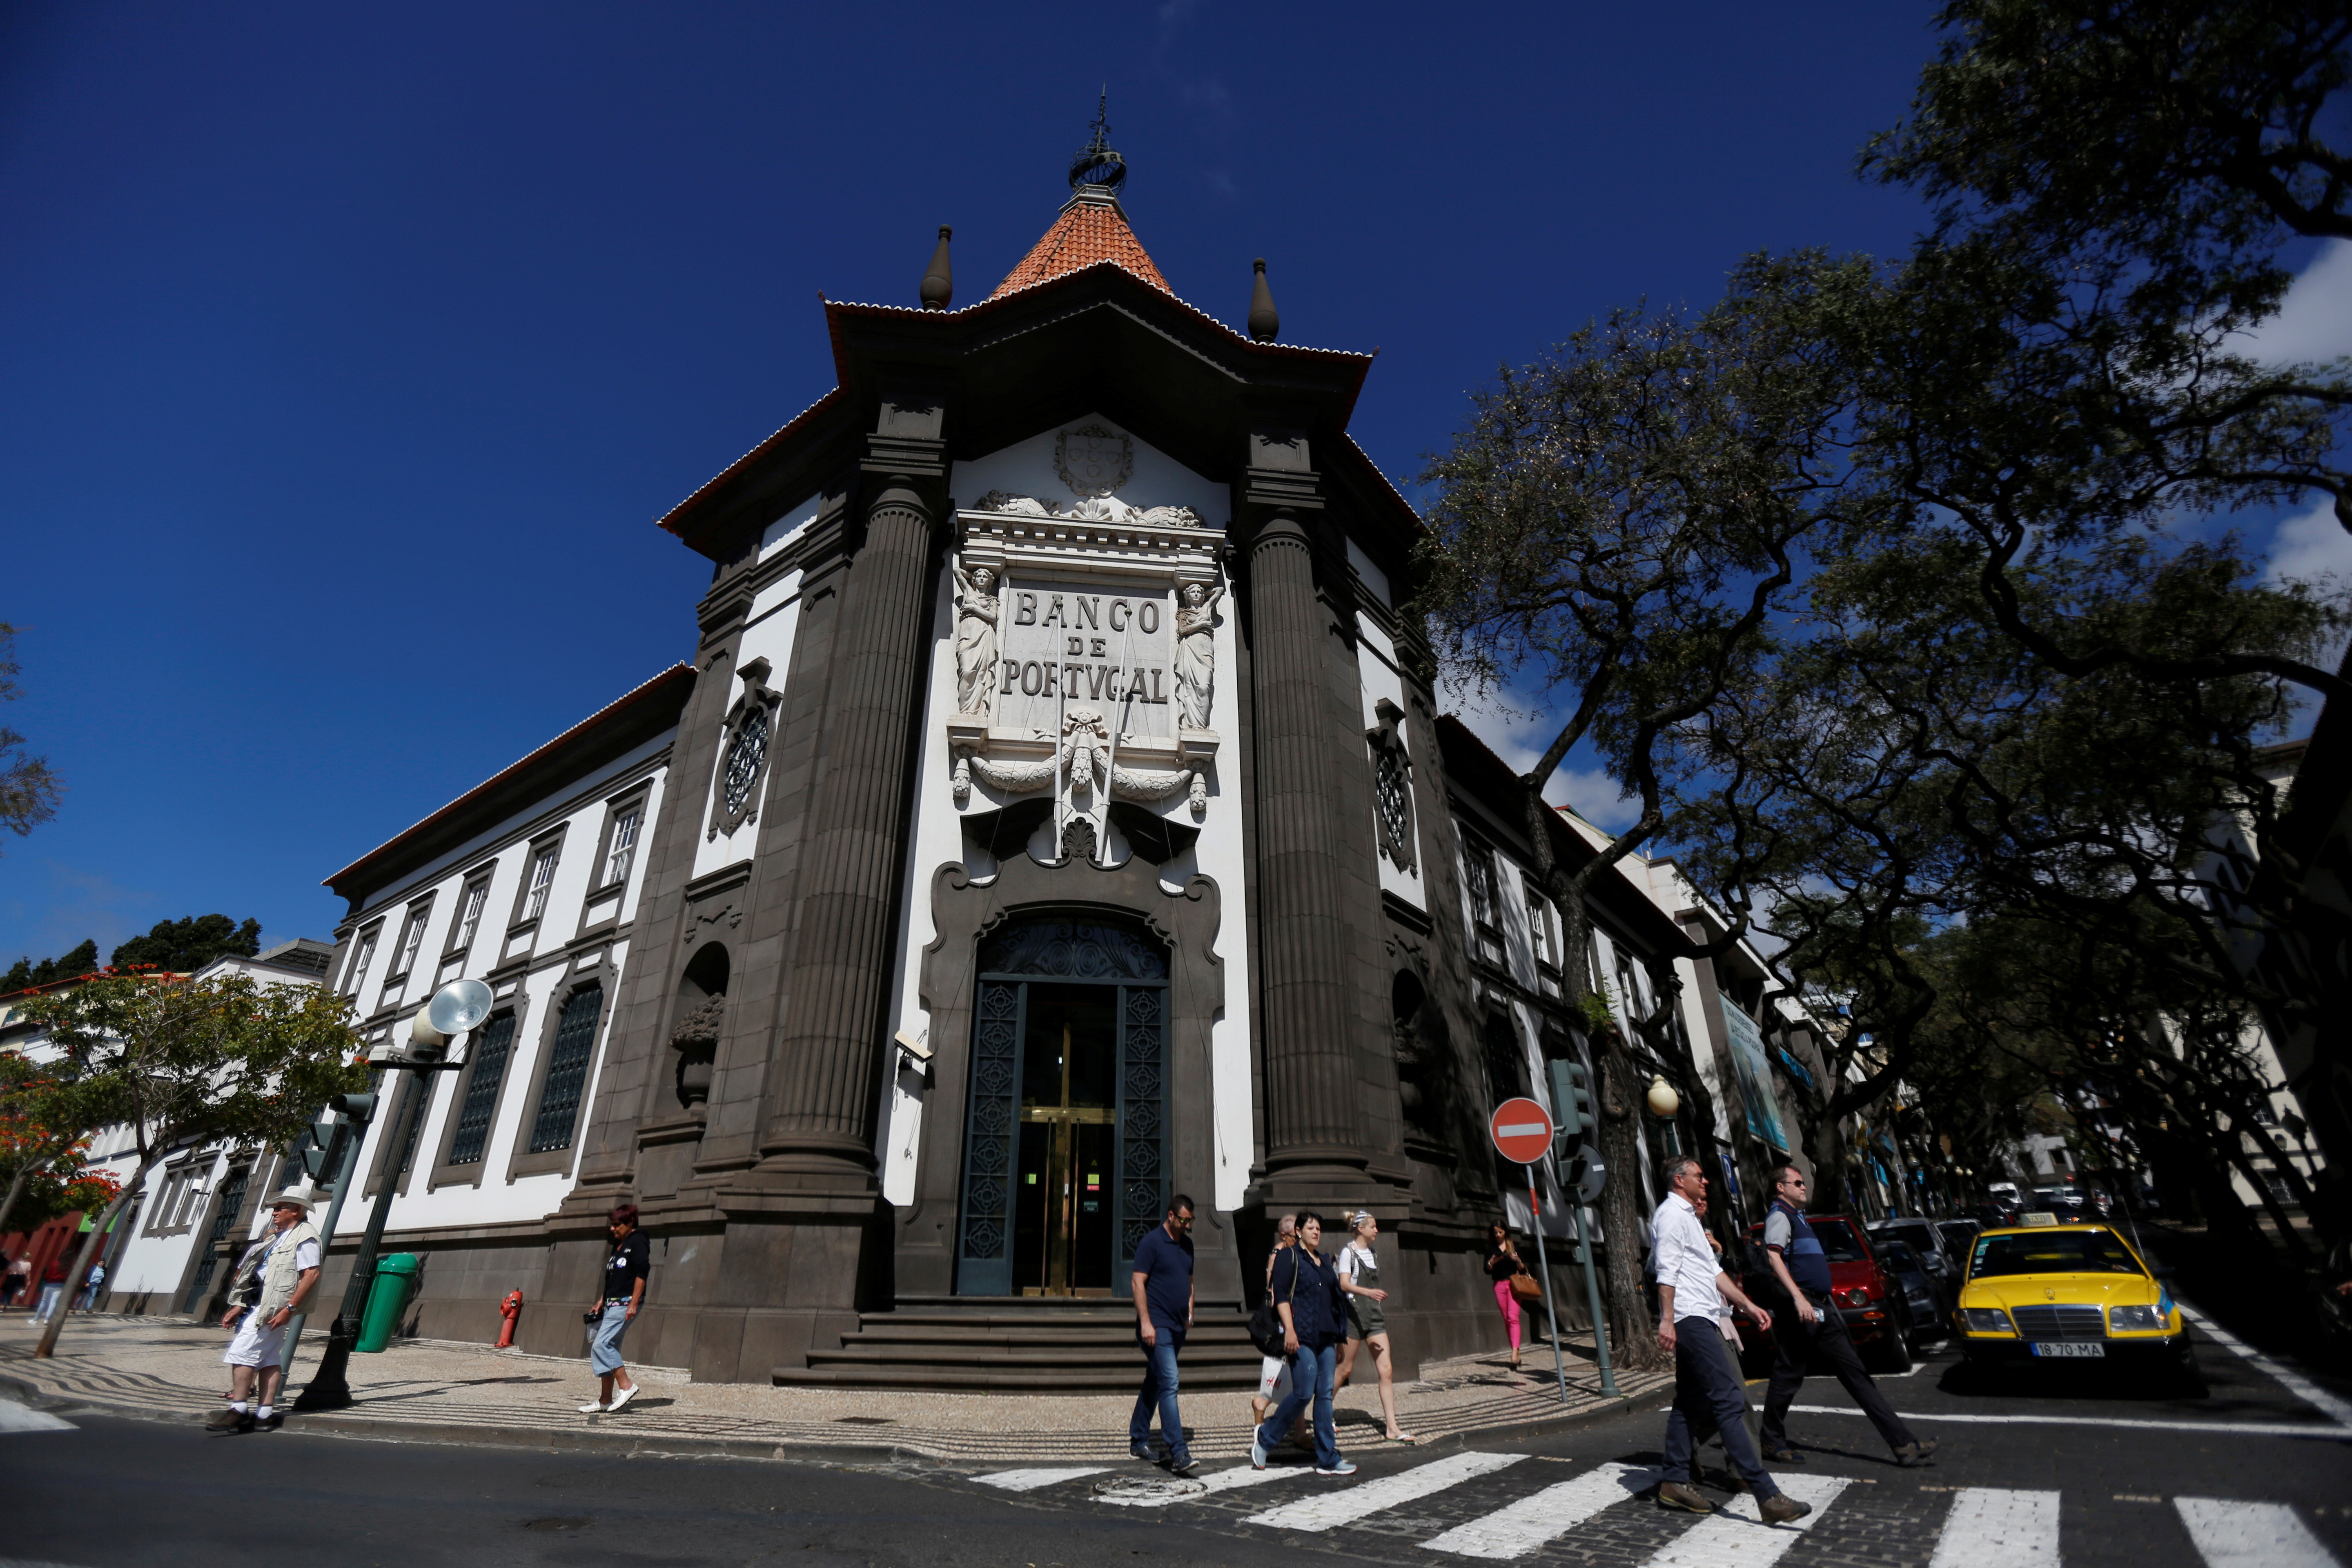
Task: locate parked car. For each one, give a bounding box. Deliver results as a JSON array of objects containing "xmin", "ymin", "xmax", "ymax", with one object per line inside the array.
[
  {"xmin": 1937, "ymin": 1218, "xmax": 1984, "ymax": 1266},
  {"xmin": 1975, "ymin": 1200, "xmax": 2021, "ymax": 1229},
  {"xmin": 2032, "ymin": 1183, "xmax": 2091, "ymax": 1217},
  {"xmin": 1738, "ymin": 1212, "xmax": 1916, "ymax": 1374},
  {"xmin": 1878, "ymin": 1239, "xmax": 1948, "ymax": 1336},
  {"xmin": 1869, "ymin": 1218, "xmax": 1962, "ymax": 1297}
]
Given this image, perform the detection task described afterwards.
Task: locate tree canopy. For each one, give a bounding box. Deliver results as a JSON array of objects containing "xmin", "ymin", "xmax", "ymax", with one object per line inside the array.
[
  {"xmin": 109, "ymin": 915, "xmax": 263, "ymax": 974},
  {"xmin": 0, "ymin": 625, "xmax": 62, "ymax": 853},
  {"xmin": 2, "ymin": 941, "xmax": 100, "ymax": 995}
]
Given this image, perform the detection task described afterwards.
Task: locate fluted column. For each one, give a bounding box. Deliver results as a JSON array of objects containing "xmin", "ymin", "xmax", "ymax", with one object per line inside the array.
[
  {"xmin": 1246, "ymin": 490, "xmax": 1368, "ymax": 1184},
  {"xmin": 755, "ymin": 403, "xmax": 945, "ymax": 1183}
]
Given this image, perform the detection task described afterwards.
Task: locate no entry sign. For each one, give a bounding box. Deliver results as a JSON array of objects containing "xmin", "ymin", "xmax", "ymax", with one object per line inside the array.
[{"xmin": 1488, "ymin": 1097, "xmax": 1555, "ymax": 1165}]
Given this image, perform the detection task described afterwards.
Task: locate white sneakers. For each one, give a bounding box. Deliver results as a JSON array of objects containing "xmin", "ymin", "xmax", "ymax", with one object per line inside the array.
[
  {"xmin": 577, "ymin": 1401, "xmax": 606, "ymax": 1414},
  {"xmin": 606, "ymin": 1384, "xmax": 639, "ymax": 1412}
]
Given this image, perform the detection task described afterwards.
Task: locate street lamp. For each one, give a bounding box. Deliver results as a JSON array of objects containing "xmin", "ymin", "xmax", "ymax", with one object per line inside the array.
[
  {"xmin": 1645, "ymin": 1075, "xmax": 1679, "ymax": 1118},
  {"xmin": 292, "ymin": 978, "xmax": 491, "ymax": 1412}
]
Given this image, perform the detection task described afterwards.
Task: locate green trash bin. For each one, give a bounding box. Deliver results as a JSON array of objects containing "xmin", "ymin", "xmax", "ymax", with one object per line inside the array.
[{"xmin": 354, "ymin": 1253, "xmax": 421, "ymax": 1354}]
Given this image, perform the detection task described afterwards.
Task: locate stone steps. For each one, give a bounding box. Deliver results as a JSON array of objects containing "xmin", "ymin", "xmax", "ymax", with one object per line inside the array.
[{"xmin": 773, "ymin": 1296, "xmax": 1270, "ymax": 1392}]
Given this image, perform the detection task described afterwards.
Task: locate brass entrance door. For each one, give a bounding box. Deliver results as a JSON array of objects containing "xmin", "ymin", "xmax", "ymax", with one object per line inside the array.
[{"xmin": 1013, "ymin": 984, "xmax": 1117, "ymax": 1294}]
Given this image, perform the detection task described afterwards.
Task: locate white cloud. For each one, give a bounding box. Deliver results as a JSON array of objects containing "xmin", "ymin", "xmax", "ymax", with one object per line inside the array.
[
  {"xmin": 1445, "ymin": 691, "xmax": 1640, "ymax": 831},
  {"xmin": 2242, "ymin": 240, "xmax": 2352, "ymax": 365},
  {"xmin": 2265, "ymin": 494, "xmax": 2352, "ymax": 590}
]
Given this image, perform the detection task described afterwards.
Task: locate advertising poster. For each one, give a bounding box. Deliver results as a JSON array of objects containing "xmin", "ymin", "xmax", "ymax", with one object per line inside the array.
[{"xmin": 1722, "ymin": 1001, "xmax": 1791, "ymax": 1155}]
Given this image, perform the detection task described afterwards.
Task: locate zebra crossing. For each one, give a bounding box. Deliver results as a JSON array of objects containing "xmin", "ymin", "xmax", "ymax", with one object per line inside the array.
[{"xmin": 964, "ymin": 1452, "xmax": 2345, "ymax": 1568}]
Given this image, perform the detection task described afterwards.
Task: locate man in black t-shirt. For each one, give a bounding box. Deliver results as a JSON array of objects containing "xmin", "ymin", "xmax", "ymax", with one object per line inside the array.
[
  {"xmin": 584, "ymin": 1203, "xmax": 650, "ymax": 1414},
  {"xmin": 1128, "ymin": 1195, "xmax": 1197, "ymax": 1472}
]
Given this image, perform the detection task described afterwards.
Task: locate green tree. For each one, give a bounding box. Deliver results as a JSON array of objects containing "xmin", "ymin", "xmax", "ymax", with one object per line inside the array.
[
  {"xmin": 20, "ymin": 971, "xmax": 365, "ymax": 1356},
  {"xmin": 0, "ymin": 1052, "xmax": 112, "ymax": 1239},
  {"xmin": 2, "ymin": 940, "xmax": 102, "ymax": 994},
  {"xmin": 1413, "ymin": 287, "xmax": 1901, "ymax": 1369},
  {"xmin": 0, "ymin": 625, "xmax": 62, "ymax": 851},
  {"xmin": 110, "ymin": 915, "xmax": 263, "ymax": 973}
]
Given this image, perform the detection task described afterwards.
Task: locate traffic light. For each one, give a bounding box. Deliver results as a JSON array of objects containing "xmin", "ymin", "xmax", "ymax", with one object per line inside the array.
[
  {"xmin": 1548, "ymin": 1058, "xmax": 1594, "ymax": 1142},
  {"xmin": 327, "ymin": 1091, "xmax": 377, "ymax": 1125}
]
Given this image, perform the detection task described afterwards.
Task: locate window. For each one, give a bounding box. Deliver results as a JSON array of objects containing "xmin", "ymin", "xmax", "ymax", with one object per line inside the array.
[
  {"xmin": 178, "ymin": 1164, "xmax": 249, "ymax": 1313},
  {"xmin": 1465, "ymin": 843, "xmax": 1494, "ymax": 923},
  {"xmin": 722, "ymin": 712, "xmax": 771, "ymax": 820},
  {"xmin": 389, "ymin": 897, "xmax": 434, "ymax": 981},
  {"xmin": 521, "ymin": 844, "xmax": 561, "ymax": 924},
  {"xmin": 448, "ymin": 877, "xmax": 490, "ymax": 958},
  {"xmin": 1525, "ymin": 888, "xmax": 1554, "ymax": 969},
  {"xmin": 527, "ymin": 984, "xmax": 604, "ymax": 1153},
  {"xmin": 602, "ymin": 804, "xmax": 643, "ymax": 889},
  {"xmin": 445, "ymin": 1012, "xmax": 517, "ymax": 1166},
  {"xmin": 343, "ymin": 927, "xmax": 380, "ymax": 998}
]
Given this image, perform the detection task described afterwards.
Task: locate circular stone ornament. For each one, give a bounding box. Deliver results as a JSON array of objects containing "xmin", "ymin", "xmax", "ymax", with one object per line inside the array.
[{"xmin": 1091, "ymin": 1474, "xmax": 1208, "ymax": 1503}]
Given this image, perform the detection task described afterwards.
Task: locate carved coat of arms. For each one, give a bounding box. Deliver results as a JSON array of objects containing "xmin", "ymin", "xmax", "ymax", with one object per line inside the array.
[{"xmin": 1055, "ymin": 424, "xmax": 1133, "ymax": 498}]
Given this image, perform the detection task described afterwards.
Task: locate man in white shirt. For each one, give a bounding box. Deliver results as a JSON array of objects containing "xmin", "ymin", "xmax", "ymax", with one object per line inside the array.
[{"xmin": 1652, "ymin": 1156, "xmax": 1809, "ymax": 1523}]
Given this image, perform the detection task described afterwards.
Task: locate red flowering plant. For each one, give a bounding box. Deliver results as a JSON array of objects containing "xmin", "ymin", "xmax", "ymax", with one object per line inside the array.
[
  {"xmin": 17, "ymin": 969, "xmax": 364, "ymax": 1357},
  {"xmin": 0, "ymin": 1051, "xmax": 111, "ymax": 1241}
]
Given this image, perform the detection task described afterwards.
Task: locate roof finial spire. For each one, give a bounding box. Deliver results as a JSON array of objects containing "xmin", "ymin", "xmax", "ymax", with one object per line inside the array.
[
  {"xmin": 920, "ymin": 225, "xmax": 953, "ymax": 310},
  {"xmin": 1067, "ymin": 86, "xmax": 1127, "ymax": 199},
  {"xmin": 1248, "ymin": 257, "xmax": 1280, "ymax": 342}
]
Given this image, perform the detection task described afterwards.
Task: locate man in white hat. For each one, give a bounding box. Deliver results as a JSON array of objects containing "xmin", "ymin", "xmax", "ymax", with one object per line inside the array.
[{"xmin": 206, "ymin": 1191, "xmax": 321, "ymax": 1434}]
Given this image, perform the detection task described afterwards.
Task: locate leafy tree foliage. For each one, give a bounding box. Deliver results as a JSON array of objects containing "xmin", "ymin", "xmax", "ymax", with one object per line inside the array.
[
  {"xmin": 0, "ymin": 1052, "xmax": 114, "ymax": 1239},
  {"xmin": 0, "ymin": 625, "xmax": 62, "ymax": 851},
  {"xmin": 2, "ymin": 941, "xmax": 100, "ymax": 995},
  {"xmin": 20, "ymin": 971, "xmax": 364, "ymax": 1356},
  {"xmin": 110, "ymin": 915, "xmax": 263, "ymax": 974}
]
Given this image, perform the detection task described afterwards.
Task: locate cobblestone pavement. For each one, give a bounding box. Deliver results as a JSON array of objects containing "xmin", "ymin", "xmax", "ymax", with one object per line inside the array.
[{"xmin": 0, "ymin": 1310, "xmax": 1668, "ymax": 1463}]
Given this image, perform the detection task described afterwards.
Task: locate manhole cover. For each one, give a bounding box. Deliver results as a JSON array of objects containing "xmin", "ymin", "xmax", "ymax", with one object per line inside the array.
[
  {"xmin": 1092, "ymin": 1474, "xmax": 1207, "ymax": 1503},
  {"xmin": 521, "ymin": 1518, "xmax": 589, "ymax": 1531}
]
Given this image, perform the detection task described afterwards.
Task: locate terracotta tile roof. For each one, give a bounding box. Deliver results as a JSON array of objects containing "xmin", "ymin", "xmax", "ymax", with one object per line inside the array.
[{"xmin": 993, "ymin": 198, "xmax": 1170, "ymax": 298}]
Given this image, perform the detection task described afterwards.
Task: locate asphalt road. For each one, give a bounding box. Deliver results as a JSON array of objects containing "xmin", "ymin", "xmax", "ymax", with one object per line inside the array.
[{"xmin": 2, "ymin": 1318, "xmax": 2345, "ymax": 1568}]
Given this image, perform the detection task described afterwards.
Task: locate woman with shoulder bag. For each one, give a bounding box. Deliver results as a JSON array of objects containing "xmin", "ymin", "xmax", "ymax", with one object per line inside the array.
[
  {"xmin": 1251, "ymin": 1212, "xmax": 1355, "ymax": 1477},
  {"xmin": 1485, "ymin": 1222, "xmax": 1537, "ymax": 1370}
]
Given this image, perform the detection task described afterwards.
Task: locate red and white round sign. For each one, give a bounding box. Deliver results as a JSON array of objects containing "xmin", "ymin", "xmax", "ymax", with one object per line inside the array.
[{"xmin": 1488, "ymin": 1098, "xmax": 1555, "ymax": 1165}]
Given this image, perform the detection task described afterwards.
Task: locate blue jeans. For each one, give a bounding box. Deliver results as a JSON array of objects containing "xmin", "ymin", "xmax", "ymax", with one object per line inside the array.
[
  {"xmin": 1662, "ymin": 1317, "xmax": 1777, "ymax": 1498},
  {"xmin": 589, "ymin": 1300, "xmax": 632, "ymax": 1375},
  {"xmin": 1130, "ymin": 1327, "xmax": 1186, "ymax": 1454},
  {"xmin": 1256, "ymin": 1339, "xmax": 1340, "ymax": 1469}
]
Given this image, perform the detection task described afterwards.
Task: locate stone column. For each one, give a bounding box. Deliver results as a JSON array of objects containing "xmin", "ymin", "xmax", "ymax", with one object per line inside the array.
[
  {"xmin": 1241, "ymin": 432, "xmax": 1374, "ymax": 1198},
  {"xmin": 753, "ymin": 398, "xmax": 947, "ymax": 1184}
]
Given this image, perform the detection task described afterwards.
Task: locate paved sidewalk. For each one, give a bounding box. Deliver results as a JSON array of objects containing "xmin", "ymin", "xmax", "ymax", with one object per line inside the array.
[{"xmin": 0, "ymin": 1312, "xmax": 1668, "ymax": 1464}]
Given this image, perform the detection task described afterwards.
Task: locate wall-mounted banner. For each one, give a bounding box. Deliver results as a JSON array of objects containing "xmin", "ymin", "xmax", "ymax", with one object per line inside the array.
[{"xmin": 1722, "ymin": 1002, "xmax": 1791, "ymax": 1156}]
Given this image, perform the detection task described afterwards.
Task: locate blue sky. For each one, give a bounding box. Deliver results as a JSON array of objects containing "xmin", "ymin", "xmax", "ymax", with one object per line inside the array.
[{"xmin": 2, "ymin": 2, "xmax": 2345, "ymax": 966}]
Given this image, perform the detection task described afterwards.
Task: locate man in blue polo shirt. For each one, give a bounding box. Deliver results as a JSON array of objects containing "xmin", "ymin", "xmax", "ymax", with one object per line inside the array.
[
  {"xmin": 1129, "ymin": 1194, "xmax": 1197, "ymax": 1472},
  {"xmin": 1759, "ymin": 1163, "xmax": 1933, "ymax": 1467}
]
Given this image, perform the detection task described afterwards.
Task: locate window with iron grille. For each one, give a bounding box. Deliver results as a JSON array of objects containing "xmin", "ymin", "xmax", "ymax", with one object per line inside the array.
[
  {"xmin": 521, "ymin": 845, "xmax": 561, "ymax": 923},
  {"xmin": 445, "ymin": 1012, "xmax": 516, "ymax": 1166},
  {"xmin": 527, "ymin": 985, "xmax": 603, "ymax": 1153},
  {"xmin": 602, "ymin": 804, "xmax": 642, "ymax": 889},
  {"xmin": 179, "ymin": 1164, "xmax": 249, "ymax": 1314}
]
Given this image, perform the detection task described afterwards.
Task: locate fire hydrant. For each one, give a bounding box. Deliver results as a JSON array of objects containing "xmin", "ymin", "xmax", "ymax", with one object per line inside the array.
[{"xmin": 497, "ymin": 1289, "xmax": 523, "ymax": 1349}]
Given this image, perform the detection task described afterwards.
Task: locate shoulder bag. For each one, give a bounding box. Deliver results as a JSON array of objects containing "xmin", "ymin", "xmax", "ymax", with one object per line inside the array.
[
  {"xmin": 1509, "ymin": 1255, "xmax": 1544, "ymax": 1303},
  {"xmin": 1248, "ymin": 1248, "xmax": 1301, "ymax": 1357}
]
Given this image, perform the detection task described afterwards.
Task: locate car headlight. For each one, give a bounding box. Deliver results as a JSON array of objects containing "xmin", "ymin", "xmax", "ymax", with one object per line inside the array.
[
  {"xmin": 2108, "ymin": 1304, "xmax": 2165, "ymax": 1332},
  {"xmin": 1960, "ymin": 1307, "xmax": 2016, "ymax": 1334}
]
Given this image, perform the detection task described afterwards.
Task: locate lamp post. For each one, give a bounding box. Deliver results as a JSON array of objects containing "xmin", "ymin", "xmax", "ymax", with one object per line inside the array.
[{"xmin": 292, "ymin": 979, "xmax": 490, "ymax": 1413}]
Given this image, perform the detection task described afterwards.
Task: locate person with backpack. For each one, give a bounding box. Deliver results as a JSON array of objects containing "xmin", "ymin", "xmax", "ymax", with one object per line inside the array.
[
  {"xmin": 1249, "ymin": 1214, "xmax": 1297, "ymax": 1432},
  {"xmin": 1250, "ymin": 1211, "xmax": 1354, "ymax": 1477}
]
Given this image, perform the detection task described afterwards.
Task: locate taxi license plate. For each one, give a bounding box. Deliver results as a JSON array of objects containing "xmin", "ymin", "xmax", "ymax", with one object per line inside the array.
[{"xmin": 2029, "ymin": 1342, "xmax": 2104, "ymax": 1359}]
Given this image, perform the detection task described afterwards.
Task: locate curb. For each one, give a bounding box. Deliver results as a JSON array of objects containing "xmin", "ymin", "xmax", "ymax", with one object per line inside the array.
[{"xmin": 0, "ymin": 1362, "xmax": 1662, "ymax": 1468}]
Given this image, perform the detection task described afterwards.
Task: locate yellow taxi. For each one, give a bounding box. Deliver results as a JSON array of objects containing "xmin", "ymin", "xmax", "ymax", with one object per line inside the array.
[{"xmin": 1953, "ymin": 1214, "xmax": 2202, "ymax": 1390}]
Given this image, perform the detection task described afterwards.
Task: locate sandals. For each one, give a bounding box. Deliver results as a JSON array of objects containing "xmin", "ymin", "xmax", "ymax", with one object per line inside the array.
[{"xmin": 1386, "ymin": 1431, "xmax": 1423, "ymax": 1445}]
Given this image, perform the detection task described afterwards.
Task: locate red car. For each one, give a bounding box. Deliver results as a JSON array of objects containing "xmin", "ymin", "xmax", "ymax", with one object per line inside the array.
[{"xmin": 1735, "ymin": 1212, "xmax": 1918, "ymax": 1375}]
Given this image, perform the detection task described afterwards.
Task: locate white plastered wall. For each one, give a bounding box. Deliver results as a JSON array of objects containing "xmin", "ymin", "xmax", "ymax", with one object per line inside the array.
[{"xmin": 874, "ymin": 422, "xmax": 1254, "ymax": 1214}]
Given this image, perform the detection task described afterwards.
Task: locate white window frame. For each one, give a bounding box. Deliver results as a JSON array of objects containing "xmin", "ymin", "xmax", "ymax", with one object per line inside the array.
[{"xmin": 521, "ymin": 844, "xmax": 561, "ymax": 924}]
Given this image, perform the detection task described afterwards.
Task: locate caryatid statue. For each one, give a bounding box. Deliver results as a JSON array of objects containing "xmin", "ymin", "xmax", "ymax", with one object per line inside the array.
[
  {"xmin": 950, "ymin": 560, "xmax": 1000, "ymax": 717},
  {"xmin": 1172, "ymin": 581, "xmax": 1221, "ymax": 732}
]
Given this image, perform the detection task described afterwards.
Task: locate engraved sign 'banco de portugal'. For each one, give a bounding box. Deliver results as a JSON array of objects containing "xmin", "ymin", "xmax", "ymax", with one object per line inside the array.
[{"xmin": 945, "ymin": 494, "xmax": 1223, "ymax": 827}]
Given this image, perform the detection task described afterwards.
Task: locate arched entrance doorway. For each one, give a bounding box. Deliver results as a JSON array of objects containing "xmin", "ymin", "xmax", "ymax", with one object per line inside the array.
[{"xmin": 955, "ymin": 918, "xmax": 1168, "ymax": 1296}]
